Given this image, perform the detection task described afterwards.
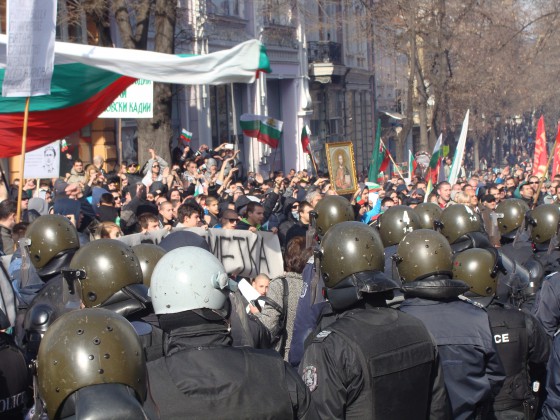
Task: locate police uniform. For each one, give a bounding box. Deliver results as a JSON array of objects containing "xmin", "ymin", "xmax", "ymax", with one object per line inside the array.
[
  {"xmin": 533, "ymin": 272, "xmax": 560, "ymax": 337},
  {"xmin": 400, "ymin": 297, "xmax": 505, "ymax": 420},
  {"xmin": 486, "ymin": 300, "xmax": 550, "ymax": 418},
  {"xmin": 541, "ymin": 333, "xmax": 560, "ymax": 418},
  {"xmin": 299, "ymin": 304, "xmax": 450, "ymax": 419},
  {"xmin": 0, "ymin": 331, "xmax": 30, "ymax": 420},
  {"xmin": 145, "ymin": 323, "xmax": 317, "ymax": 419},
  {"xmin": 288, "ymin": 257, "xmax": 328, "ymax": 368}
]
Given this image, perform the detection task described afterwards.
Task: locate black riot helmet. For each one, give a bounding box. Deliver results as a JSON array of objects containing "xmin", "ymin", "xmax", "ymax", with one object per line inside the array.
[
  {"xmin": 495, "ymin": 199, "xmax": 529, "ymax": 238},
  {"xmin": 527, "ymin": 203, "xmax": 560, "ymax": 244},
  {"xmin": 37, "ymin": 308, "xmax": 147, "ymax": 420},
  {"xmin": 378, "ymin": 205, "xmax": 421, "ymax": 247},
  {"xmin": 317, "ymin": 221, "xmax": 398, "ymax": 311},
  {"xmin": 413, "ymin": 202, "xmax": 442, "ymax": 230},
  {"xmin": 437, "ymin": 204, "xmax": 484, "ymax": 244},
  {"xmin": 132, "ymin": 243, "xmax": 166, "ymax": 287},
  {"xmin": 310, "ymin": 195, "xmax": 355, "ymax": 237},
  {"xmin": 25, "ymin": 214, "xmax": 80, "ymax": 270},
  {"xmin": 452, "ymin": 248, "xmax": 503, "ymax": 297}
]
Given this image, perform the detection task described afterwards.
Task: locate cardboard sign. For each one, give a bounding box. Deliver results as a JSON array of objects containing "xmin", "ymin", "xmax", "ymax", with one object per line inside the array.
[{"xmin": 118, "ymin": 227, "xmax": 283, "ymax": 279}]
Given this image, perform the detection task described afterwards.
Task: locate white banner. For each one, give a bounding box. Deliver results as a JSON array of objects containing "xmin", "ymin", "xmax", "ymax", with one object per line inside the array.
[
  {"xmin": 24, "ymin": 140, "xmax": 60, "ymax": 178},
  {"xmin": 118, "ymin": 227, "xmax": 284, "ymax": 279},
  {"xmin": 99, "ymin": 79, "xmax": 154, "ymax": 118},
  {"xmin": 3, "ymin": 0, "xmax": 57, "ymax": 97}
]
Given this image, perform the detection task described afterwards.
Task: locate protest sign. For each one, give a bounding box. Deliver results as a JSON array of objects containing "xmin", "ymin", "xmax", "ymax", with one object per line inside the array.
[{"xmin": 118, "ymin": 227, "xmax": 283, "ymax": 279}]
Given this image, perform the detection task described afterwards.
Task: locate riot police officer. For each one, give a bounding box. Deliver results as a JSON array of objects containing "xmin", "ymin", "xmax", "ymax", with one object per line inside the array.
[
  {"xmin": 36, "ymin": 308, "xmax": 148, "ymax": 419},
  {"xmin": 437, "ymin": 204, "xmax": 489, "ymax": 252},
  {"xmin": 414, "ymin": 201, "xmax": 442, "ymax": 230},
  {"xmin": 397, "ymin": 229, "xmax": 505, "ymax": 420},
  {"xmin": 145, "ymin": 246, "xmax": 318, "ymax": 419},
  {"xmin": 19, "ymin": 215, "xmax": 81, "ymax": 359},
  {"xmin": 67, "ymin": 239, "xmax": 163, "ymax": 361},
  {"xmin": 289, "ymin": 195, "xmax": 355, "ymax": 367},
  {"xmin": 299, "ymin": 222, "xmax": 450, "ymax": 419},
  {"xmin": 377, "ymin": 204, "xmax": 421, "ymax": 279},
  {"xmin": 132, "ymin": 243, "xmax": 166, "ymax": 287},
  {"xmin": 526, "ymin": 204, "xmax": 560, "ymax": 275},
  {"xmin": 453, "ymin": 248, "xmax": 550, "ymax": 419}
]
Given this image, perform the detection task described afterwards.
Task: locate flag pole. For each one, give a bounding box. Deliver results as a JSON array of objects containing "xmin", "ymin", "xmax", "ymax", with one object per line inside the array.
[
  {"xmin": 380, "ymin": 138, "xmax": 405, "ymax": 180},
  {"xmin": 16, "ymin": 97, "xmax": 31, "ymax": 222},
  {"xmin": 308, "ymin": 151, "xmax": 319, "ymax": 175}
]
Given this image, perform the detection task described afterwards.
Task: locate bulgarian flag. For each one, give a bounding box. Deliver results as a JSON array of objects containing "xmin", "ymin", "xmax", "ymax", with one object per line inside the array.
[
  {"xmin": 0, "ymin": 36, "xmax": 270, "ymax": 157},
  {"xmin": 427, "ymin": 134, "xmax": 443, "ymax": 185},
  {"xmin": 181, "ymin": 129, "xmax": 193, "ymax": 143},
  {"xmin": 408, "ymin": 149, "xmax": 417, "ymax": 178},
  {"xmin": 239, "ymin": 114, "xmax": 283, "ymax": 148},
  {"xmin": 301, "ymin": 125, "xmax": 310, "ymax": 154}
]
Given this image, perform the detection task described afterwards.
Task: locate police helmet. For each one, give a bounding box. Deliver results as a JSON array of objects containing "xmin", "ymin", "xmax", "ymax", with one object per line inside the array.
[
  {"xmin": 25, "ymin": 215, "xmax": 80, "ymax": 269},
  {"xmin": 37, "ymin": 308, "xmax": 146, "ymax": 419},
  {"xmin": 452, "ymin": 248, "xmax": 500, "ymax": 297},
  {"xmin": 132, "ymin": 244, "xmax": 166, "ymax": 287},
  {"xmin": 413, "ymin": 202, "xmax": 442, "ymax": 230},
  {"xmin": 378, "ymin": 205, "xmax": 421, "ymax": 247},
  {"xmin": 527, "ymin": 203, "xmax": 560, "ymax": 244},
  {"xmin": 495, "ymin": 199, "xmax": 529, "ymax": 238},
  {"xmin": 150, "ymin": 246, "xmax": 232, "ymax": 315},
  {"xmin": 437, "ymin": 204, "xmax": 483, "ymax": 244},
  {"xmin": 310, "ymin": 195, "xmax": 355, "ymax": 237},
  {"xmin": 69, "ymin": 239, "xmax": 143, "ymax": 308},
  {"xmin": 394, "ymin": 229, "xmax": 453, "ymax": 282}
]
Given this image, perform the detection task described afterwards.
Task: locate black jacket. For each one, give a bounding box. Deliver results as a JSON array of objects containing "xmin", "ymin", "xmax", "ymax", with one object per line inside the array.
[
  {"xmin": 299, "ymin": 304, "xmax": 451, "ymax": 419},
  {"xmin": 145, "ymin": 323, "xmax": 318, "ymax": 419}
]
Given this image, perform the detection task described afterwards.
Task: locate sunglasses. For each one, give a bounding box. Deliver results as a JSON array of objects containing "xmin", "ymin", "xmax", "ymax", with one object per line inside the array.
[
  {"xmin": 529, "ymin": 181, "xmax": 539, "ymax": 184},
  {"xmin": 153, "ymin": 165, "xmax": 160, "ymax": 168}
]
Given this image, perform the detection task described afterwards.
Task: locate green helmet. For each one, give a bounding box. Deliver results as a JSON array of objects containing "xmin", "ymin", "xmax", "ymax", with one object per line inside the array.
[
  {"xmin": 25, "ymin": 215, "xmax": 80, "ymax": 269},
  {"xmin": 394, "ymin": 229, "xmax": 453, "ymax": 282},
  {"xmin": 527, "ymin": 204, "xmax": 560, "ymax": 244},
  {"xmin": 414, "ymin": 202, "xmax": 442, "ymax": 230},
  {"xmin": 69, "ymin": 239, "xmax": 143, "ymax": 307},
  {"xmin": 311, "ymin": 195, "xmax": 355, "ymax": 237},
  {"xmin": 452, "ymin": 248, "xmax": 499, "ymax": 297},
  {"xmin": 438, "ymin": 204, "xmax": 483, "ymax": 244},
  {"xmin": 319, "ymin": 221, "xmax": 386, "ymax": 288},
  {"xmin": 378, "ymin": 205, "xmax": 421, "ymax": 247},
  {"xmin": 132, "ymin": 244, "xmax": 166, "ymax": 287},
  {"xmin": 495, "ymin": 199, "xmax": 529, "ymax": 238},
  {"xmin": 37, "ymin": 308, "xmax": 147, "ymax": 419}
]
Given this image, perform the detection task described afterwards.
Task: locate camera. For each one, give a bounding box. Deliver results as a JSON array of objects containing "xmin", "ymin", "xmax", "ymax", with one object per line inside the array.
[{"xmin": 224, "ymin": 143, "xmax": 234, "ymax": 150}]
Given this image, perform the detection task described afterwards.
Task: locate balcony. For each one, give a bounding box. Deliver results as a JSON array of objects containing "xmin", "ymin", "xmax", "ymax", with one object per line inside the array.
[{"xmin": 307, "ymin": 41, "xmax": 342, "ymax": 65}]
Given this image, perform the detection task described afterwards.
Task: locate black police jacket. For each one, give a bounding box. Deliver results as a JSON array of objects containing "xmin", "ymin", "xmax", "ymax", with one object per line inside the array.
[
  {"xmin": 0, "ymin": 333, "xmax": 30, "ymax": 420},
  {"xmin": 145, "ymin": 323, "xmax": 317, "ymax": 420},
  {"xmin": 486, "ymin": 300, "xmax": 550, "ymax": 412},
  {"xmin": 299, "ymin": 305, "xmax": 451, "ymax": 419},
  {"xmin": 400, "ymin": 297, "xmax": 506, "ymax": 420}
]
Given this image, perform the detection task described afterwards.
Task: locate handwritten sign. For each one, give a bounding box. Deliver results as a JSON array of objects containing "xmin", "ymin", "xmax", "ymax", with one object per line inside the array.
[
  {"xmin": 2, "ymin": 0, "xmax": 57, "ymax": 97},
  {"xmin": 118, "ymin": 227, "xmax": 283, "ymax": 279}
]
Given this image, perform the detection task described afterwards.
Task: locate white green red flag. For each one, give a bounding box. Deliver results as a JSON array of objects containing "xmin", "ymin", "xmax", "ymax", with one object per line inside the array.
[
  {"xmin": 181, "ymin": 129, "xmax": 192, "ymax": 143},
  {"xmin": 533, "ymin": 115, "xmax": 548, "ymax": 178},
  {"xmin": 240, "ymin": 114, "xmax": 283, "ymax": 148},
  {"xmin": 301, "ymin": 125, "xmax": 310, "ymax": 154},
  {"xmin": 408, "ymin": 149, "xmax": 417, "ymax": 178},
  {"xmin": 427, "ymin": 134, "xmax": 443, "ymax": 185},
  {"xmin": 0, "ymin": 36, "xmax": 270, "ymax": 157}
]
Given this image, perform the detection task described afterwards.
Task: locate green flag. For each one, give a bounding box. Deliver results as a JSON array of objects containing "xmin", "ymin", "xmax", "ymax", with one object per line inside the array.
[{"xmin": 368, "ymin": 119, "xmax": 383, "ymax": 181}]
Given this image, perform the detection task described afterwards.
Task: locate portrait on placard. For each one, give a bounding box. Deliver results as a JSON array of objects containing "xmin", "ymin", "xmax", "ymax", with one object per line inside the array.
[
  {"xmin": 326, "ymin": 142, "xmax": 358, "ymax": 195},
  {"xmin": 24, "ymin": 140, "xmax": 61, "ymax": 179}
]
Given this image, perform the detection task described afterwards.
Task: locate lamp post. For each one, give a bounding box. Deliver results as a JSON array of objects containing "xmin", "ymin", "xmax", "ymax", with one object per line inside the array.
[{"xmin": 495, "ymin": 114, "xmax": 501, "ymax": 167}]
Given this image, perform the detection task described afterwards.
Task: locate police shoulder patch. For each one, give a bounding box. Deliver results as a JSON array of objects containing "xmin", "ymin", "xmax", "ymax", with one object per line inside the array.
[
  {"xmin": 458, "ymin": 294, "xmax": 486, "ymax": 310},
  {"xmin": 300, "ymin": 282, "xmax": 308, "ymax": 299},
  {"xmin": 314, "ymin": 330, "xmax": 332, "ymax": 342},
  {"xmin": 302, "ymin": 365, "xmax": 318, "ymax": 392}
]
